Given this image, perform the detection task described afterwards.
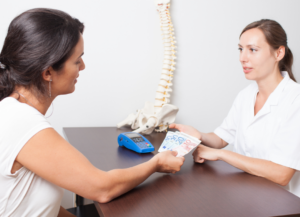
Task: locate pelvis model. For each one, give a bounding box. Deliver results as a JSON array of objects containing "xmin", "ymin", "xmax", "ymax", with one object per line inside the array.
[{"xmin": 117, "ymin": 0, "xmax": 178, "ymax": 135}]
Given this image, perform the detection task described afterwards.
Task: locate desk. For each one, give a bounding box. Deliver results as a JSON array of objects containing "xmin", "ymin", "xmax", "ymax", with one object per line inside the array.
[{"xmin": 63, "ymin": 127, "xmax": 300, "ymax": 217}]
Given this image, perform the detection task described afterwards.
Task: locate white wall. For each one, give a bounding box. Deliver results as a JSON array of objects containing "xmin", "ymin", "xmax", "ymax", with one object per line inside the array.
[{"xmin": 1, "ymin": 0, "xmax": 300, "ymax": 209}]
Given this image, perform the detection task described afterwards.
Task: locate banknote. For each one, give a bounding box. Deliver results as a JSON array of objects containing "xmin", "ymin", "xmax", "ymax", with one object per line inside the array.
[
  {"xmin": 173, "ymin": 139, "xmax": 199, "ymax": 157},
  {"xmin": 158, "ymin": 131, "xmax": 176, "ymax": 152},
  {"xmin": 158, "ymin": 131, "xmax": 185, "ymax": 152},
  {"xmin": 158, "ymin": 131, "xmax": 201, "ymax": 156},
  {"xmin": 180, "ymin": 132, "xmax": 201, "ymax": 144},
  {"xmin": 165, "ymin": 132, "xmax": 188, "ymax": 151}
]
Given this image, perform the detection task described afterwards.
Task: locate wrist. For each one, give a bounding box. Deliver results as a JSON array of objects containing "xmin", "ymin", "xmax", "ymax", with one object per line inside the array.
[
  {"xmin": 150, "ymin": 155, "xmax": 159, "ymax": 172},
  {"xmin": 217, "ymin": 149, "xmax": 227, "ymax": 161},
  {"xmin": 198, "ymin": 132, "xmax": 204, "ymax": 142},
  {"xmin": 198, "ymin": 132, "xmax": 202, "ymax": 141}
]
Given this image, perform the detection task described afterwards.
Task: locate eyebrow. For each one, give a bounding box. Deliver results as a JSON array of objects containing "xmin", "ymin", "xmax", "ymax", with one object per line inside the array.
[
  {"xmin": 77, "ymin": 52, "xmax": 84, "ymax": 59},
  {"xmin": 238, "ymin": 44, "xmax": 260, "ymax": 48}
]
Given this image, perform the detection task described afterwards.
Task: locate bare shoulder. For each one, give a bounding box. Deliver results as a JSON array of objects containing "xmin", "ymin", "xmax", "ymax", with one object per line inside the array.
[{"xmin": 15, "ymin": 128, "xmax": 100, "ymax": 195}]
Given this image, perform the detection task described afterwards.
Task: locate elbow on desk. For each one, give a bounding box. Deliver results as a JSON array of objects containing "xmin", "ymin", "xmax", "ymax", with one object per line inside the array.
[
  {"xmin": 94, "ymin": 186, "xmax": 115, "ymax": 204},
  {"xmin": 88, "ymin": 187, "xmax": 113, "ymax": 204},
  {"xmin": 90, "ymin": 172, "xmax": 116, "ymax": 204},
  {"xmin": 96, "ymin": 194, "xmax": 112, "ymax": 204},
  {"xmin": 79, "ymin": 188, "xmax": 112, "ymax": 204},
  {"xmin": 278, "ymin": 178, "xmax": 290, "ymax": 187},
  {"xmin": 273, "ymin": 175, "xmax": 292, "ymax": 187}
]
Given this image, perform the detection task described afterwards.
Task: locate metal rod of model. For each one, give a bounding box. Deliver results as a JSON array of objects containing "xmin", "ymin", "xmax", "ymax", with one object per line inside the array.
[{"xmin": 117, "ymin": 0, "xmax": 179, "ymax": 134}]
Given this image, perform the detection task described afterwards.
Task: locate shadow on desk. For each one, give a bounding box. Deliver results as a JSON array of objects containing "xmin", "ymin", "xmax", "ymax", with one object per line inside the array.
[
  {"xmin": 273, "ymin": 214, "xmax": 300, "ymax": 217},
  {"xmin": 67, "ymin": 204, "xmax": 99, "ymax": 217}
]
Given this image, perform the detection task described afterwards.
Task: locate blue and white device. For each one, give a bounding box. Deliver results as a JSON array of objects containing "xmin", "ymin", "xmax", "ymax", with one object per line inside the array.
[{"xmin": 118, "ymin": 132, "xmax": 155, "ymax": 153}]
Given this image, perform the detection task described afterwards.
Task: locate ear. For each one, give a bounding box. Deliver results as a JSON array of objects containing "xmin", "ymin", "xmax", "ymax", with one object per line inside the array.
[
  {"xmin": 41, "ymin": 67, "xmax": 54, "ymax": 82},
  {"xmin": 275, "ymin": 46, "xmax": 286, "ymax": 62}
]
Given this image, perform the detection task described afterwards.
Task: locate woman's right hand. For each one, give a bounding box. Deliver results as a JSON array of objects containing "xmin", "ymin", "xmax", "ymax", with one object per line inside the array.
[
  {"xmin": 169, "ymin": 123, "xmax": 202, "ymax": 140},
  {"xmin": 153, "ymin": 151, "xmax": 185, "ymax": 174}
]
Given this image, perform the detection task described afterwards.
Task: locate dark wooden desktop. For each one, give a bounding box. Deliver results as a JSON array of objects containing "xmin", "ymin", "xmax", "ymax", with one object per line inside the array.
[{"xmin": 63, "ymin": 127, "xmax": 300, "ymax": 217}]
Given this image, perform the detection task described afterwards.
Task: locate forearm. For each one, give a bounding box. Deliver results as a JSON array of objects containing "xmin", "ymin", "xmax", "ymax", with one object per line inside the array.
[
  {"xmin": 201, "ymin": 132, "xmax": 227, "ymax": 149},
  {"xmin": 95, "ymin": 158, "xmax": 157, "ymax": 203},
  {"xmin": 218, "ymin": 149, "xmax": 295, "ymax": 186},
  {"xmin": 17, "ymin": 128, "xmax": 182, "ymax": 205}
]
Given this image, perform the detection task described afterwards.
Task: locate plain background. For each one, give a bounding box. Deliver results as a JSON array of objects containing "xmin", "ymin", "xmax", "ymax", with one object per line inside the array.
[{"xmin": 1, "ymin": 0, "xmax": 300, "ymax": 209}]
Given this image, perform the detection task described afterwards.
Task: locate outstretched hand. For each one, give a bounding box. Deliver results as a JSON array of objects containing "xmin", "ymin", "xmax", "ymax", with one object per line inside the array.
[
  {"xmin": 192, "ymin": 145, "xmax": 220, "ymax": 164},
  {"xmin": 154, "ymin": 151, "xmax": 185, "ymax": 174},
  {"xmin": 169, "ymin": 123, "xmax": 202, "ymax": 140}
]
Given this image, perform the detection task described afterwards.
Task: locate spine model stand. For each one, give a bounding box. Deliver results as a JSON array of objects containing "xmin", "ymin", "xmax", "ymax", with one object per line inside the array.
[
  {"xmin": 117, "ymin": 0, "xmax": 179, "ymax": 135},
  {"xmin": 155, "ymin": 0, "xmax": 177, "ymax": 109}
]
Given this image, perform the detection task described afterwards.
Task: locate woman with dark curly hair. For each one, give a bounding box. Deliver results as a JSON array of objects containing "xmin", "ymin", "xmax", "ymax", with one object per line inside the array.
[{"xmin": 0, "ymin": 8, "xmax": 184, "ymax": 217}]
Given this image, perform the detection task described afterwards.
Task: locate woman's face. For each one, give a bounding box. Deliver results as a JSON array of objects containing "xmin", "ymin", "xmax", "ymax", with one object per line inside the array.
[
  {"xmin": 52, "ymin": 34, "xmax": 85, "ymax": 96},
  {"xmin": 239, "ymin": 28, "xmax": 278, "ymax": 81}
]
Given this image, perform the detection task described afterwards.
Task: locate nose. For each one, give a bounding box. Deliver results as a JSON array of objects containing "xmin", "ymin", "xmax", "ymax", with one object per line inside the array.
[
  {"xmin": 80, "ymin": 58, "xmax": 85, "ymax": 71},
  {"xmin": 239, "ymin": 49, "xmax": 248, "ymax": 63}
]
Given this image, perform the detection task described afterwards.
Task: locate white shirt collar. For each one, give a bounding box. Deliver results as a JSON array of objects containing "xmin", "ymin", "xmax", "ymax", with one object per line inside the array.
[
  {"xmin": 254, "ymin": 71, "xmax": 290, "ymax": 106},
  {"xmin": 250, "ymin": 71, "xmax": 291, "ymax": 121},
  {"xmin": 268, "ymin": 71, "xmax": 290, "ymax": 106}
]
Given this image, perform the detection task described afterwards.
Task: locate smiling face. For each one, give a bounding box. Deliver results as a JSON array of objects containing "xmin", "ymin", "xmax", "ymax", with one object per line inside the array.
[
  {"xmin": 239, "ymin": 28, "xmax": 280, "ymax": 81},
  {"xmin": 51, "ymin": 34, "xmax": 85, "ymax": 96}
]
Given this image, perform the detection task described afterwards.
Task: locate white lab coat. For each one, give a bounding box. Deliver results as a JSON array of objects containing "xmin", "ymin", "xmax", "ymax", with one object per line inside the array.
[{"xmin": 214, "ymin": 71, "xmax": 300, "ymax": 198}]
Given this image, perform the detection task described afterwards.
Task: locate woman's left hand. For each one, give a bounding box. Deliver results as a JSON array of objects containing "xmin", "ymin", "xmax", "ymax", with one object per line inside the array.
[{"xmin": 192, "ymin": 145, "xmax": 221, "ymax": 163}]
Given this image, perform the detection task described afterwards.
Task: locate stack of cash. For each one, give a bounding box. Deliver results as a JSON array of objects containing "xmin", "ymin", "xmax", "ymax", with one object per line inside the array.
[{"xmin": 158, "ymin": 131, "xmax": 201, "ymax": 157}]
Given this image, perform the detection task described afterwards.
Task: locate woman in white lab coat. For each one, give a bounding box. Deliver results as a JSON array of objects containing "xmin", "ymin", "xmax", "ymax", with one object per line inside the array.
[{"xmin": 170, "ymin": 19, "xmax": 300, "ymax": 198}]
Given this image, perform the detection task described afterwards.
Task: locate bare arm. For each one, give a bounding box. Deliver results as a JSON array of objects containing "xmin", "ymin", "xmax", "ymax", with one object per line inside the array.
[
  {"xmin": 169, "ymin": 123, "xmax": 295, "ymax": 185},
  {"xmin": 16, "ymin": 128, "xmax": 184, "ymax": 203},
  {"xmin": 193, "ymin": 145, "xmax": 295, "ymax": 186},
  {"xmin": 200, "ymin": 132, "xmax": 228, "ymax": 149},
  {"xmin": 219, "ymin": 150, "xmax": 295, "ymax": 186}
]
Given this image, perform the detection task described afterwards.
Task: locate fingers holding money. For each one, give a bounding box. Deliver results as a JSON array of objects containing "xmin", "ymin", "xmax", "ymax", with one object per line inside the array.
[
  {"xmin": 155, "ymin": 151, "xmax": 185, "ymax": 174},
  {"xmin": 169, "ymin": 123, "xmax": 202, "ymax": 140},
  {"xmin": 171, "ymin": 150, "xmax": 178, "ymax": 157}
]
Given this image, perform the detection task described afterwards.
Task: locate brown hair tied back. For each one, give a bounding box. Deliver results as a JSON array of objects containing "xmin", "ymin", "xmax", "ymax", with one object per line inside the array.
[
  {"xmin": 0, "ymin": 8, "xmax": 84, "ymax": 101},
  {"xmin": 240, "ymin": 19, "xmax": 296, "ymax": 82}
]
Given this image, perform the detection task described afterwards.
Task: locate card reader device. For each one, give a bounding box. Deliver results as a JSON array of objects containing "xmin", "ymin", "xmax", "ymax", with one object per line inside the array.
[{"xmin": 118, "ymin": 132, "xmax": 155, "ymax": 153}]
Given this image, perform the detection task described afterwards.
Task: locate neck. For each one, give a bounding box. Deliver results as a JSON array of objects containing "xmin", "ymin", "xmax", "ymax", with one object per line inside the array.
[
  {"xmin": 256, "ymin": 69, "xmax": 283, "ymax": 100},
  {"xmin": 10, "ymin": 87, "xmax": 54, "ymax": 115}
]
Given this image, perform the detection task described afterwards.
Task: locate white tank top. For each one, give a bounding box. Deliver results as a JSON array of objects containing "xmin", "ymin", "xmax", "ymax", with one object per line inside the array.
[{"xmin": 0, "ymin": 97, "xmax": 63, "ymax": 217}]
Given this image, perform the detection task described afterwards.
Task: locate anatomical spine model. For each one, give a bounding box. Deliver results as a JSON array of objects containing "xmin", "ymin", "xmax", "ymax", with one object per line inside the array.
[{"xmin": 117, "ymin": 0, "xmax": 178, "ymax": 134}]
